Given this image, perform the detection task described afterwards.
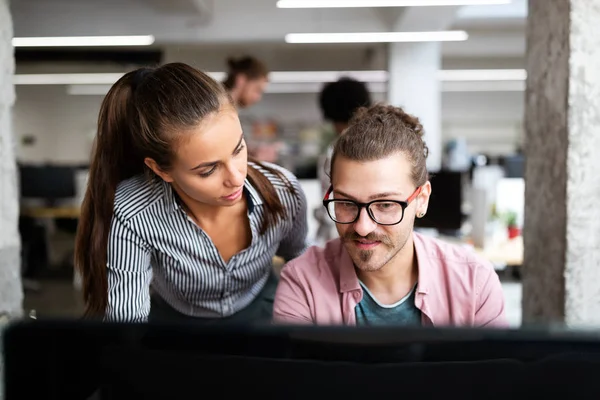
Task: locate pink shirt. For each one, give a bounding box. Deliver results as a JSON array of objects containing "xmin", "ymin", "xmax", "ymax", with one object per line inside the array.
[{"xmin": 273, "ymin": 232, "xmax": 508, "ymax": 327}]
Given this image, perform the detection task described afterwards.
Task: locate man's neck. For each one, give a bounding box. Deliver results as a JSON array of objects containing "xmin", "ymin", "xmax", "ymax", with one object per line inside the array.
[{"xmin": 356, "ymin": 234, "xmax": 418, "ymax": 301}]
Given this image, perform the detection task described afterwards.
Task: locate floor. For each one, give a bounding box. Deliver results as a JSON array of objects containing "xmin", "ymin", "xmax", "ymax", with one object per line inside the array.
[{"xmin": 23, "ymin": 275, "xmax": 524, "ymax": 327}]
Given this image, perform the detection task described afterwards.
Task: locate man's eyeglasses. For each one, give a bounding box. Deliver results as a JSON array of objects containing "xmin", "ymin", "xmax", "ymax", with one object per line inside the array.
[{"xmin": 322, "ymin": 186, "xmax": 422, "ymax": 226}]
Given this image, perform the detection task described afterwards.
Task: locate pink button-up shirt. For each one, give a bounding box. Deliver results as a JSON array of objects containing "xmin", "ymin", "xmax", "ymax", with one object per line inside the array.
[{"xmin": 273, "ymin": 232, "xmax": 508, "ymax": 327}]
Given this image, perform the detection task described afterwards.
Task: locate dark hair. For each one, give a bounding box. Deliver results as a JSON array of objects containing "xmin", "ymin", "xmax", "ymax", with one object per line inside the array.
[
  {"xmin": 330, "ymin": 104, "xmax": 429, "ymax": 186},
  {"xmin": 223, "ymin": 56, "xmax": 269, "ymax": 90},
  {"xmin": 319, "ymin": 77, "xmax": 372, "ymax": 124},
  {"xmin": 75, "ymin": 62, "xmax": 291, "ymax": 318}
]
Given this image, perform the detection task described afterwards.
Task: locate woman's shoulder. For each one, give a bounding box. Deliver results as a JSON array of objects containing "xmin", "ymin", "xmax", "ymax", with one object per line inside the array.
[{"xmin": 114, "ymin": 174, "xmax": 164, "ymax": 220}]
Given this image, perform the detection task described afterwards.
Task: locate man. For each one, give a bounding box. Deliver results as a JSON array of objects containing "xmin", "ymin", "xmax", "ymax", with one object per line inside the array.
[
  {"xmin": 223, "ymin": 55, "xmax": 279, "ymax": 162},
  {"xmin": 223, "ymin": 55, "xmax": 269, "ymax": 109},
  {"xmin": 273, "ymin": 104, "xmax": 507, "ymax": 327},
  {"xmin": 315, "ymin": 78, "xmax": 372, "ymax": 243}
]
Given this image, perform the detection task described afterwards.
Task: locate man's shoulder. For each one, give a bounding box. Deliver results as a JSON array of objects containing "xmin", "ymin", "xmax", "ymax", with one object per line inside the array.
[{"xmin": 283, "ymin": 238, "xmax": 344, "ymax": 278}]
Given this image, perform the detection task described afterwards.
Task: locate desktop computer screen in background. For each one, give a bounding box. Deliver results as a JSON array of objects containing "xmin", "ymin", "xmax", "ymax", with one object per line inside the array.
[
  {"xmin": 415, "ymin": 170, "xmax": 465, "ymax": 235},
  {"xmin": 18, "ymin": 165, "xmax": 77, "ymax": 205}
]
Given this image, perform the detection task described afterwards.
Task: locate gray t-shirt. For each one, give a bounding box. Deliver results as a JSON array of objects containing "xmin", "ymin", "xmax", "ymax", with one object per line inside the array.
[{"xmin": 355, "ymin": 281, "xmax": 422, "ymax": 326}]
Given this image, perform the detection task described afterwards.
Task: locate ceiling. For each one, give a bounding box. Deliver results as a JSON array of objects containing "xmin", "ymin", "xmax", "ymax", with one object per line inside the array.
[{"xmin": 10, "ymin": 0, "xmax": 527, "ymax": 60}]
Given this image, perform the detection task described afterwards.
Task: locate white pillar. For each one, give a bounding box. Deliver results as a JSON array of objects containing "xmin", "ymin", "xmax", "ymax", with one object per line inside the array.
[
  {"xmin": 0, "ymin": 0, "xmax": 23, "ymax": 320},
  {"xmin": 388, "ymin": 42, "xmax": 442, "ymax": 172}
]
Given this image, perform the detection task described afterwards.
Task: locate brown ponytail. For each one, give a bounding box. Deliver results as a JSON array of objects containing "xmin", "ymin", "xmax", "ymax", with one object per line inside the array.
[{"xmin": 75, "ymin": 71, "xmax": 143, "ymax": 318}]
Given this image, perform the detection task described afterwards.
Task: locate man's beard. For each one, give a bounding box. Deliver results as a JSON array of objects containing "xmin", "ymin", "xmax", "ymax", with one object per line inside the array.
[{"xmin": 343, "ymin": 231, "xmax": 395, "ymax": 270}]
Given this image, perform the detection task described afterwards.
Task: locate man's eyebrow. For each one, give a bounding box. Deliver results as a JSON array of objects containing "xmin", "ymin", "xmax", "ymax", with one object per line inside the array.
[
  {"xmin": 334, "ymin": 189, "xmax": 403, "ymax": 201},
  {"xmin": 190, "ymin": 134, "xmax": 244, "ymax": 171}
]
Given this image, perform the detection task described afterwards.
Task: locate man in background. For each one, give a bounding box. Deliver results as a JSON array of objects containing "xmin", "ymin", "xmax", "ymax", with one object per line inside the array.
[
  {"xmin": 315, "ymin": 77, "xmax": 372, "ymax": 243},
  {"xmin": 223, "ymin": 55, "xmax": 269, "ymax": 109},
  {"xmin": 223, "ymin": 55, "xmax": 280, "ymax": 162}
]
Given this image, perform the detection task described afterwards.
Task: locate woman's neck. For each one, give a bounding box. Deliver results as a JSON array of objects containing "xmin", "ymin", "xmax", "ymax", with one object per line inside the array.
[{"xmin": 172, "ymin": 185, "xmax": 246, "ymax": 228}]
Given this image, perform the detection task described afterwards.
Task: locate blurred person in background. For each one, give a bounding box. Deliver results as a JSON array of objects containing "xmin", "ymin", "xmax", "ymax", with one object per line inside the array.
[
  {"xmin": 314, "ymin": 77, "xmax": 372, "ymax": 244},
  {"xmin": 223, "ymin": 55, "xmax": 269, "ymax": 109},
  {"xmin": 75, "ymin": 62, "xmax": 308, "ymax": 323},
  {"xmin": 223, "ymin": 56, "xmax": 280, "ymax": 162}
]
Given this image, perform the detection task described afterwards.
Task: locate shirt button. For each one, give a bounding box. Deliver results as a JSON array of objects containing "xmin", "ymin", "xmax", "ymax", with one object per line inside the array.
[{"xmin": 354, "ymin": 292, "xmax": 360, "ymax": 299}]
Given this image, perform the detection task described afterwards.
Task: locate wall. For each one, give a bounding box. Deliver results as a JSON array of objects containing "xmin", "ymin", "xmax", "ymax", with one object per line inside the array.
[
  {"xmin": 13, "ymin": 87, "xmax": 523, "ymax": 164},
  {"xmin": 13, "ymin": 46, "xmax": 524, "ymax": 164}
]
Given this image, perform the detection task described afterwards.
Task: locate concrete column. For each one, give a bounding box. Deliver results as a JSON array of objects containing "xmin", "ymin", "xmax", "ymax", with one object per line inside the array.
[
  {"xmin": 0, "ymin": 0, "xmax": 22, "ymax": 320},
  {"xmin": 523, "ymin": 0, "xmax": 600, "ymax": 327},
  {"xmin": 386, "ymin": 6, "xmax": 459, "ymax": 172},
  {"xmin": 388, "ymin": 42, "xmax": 442, "ymax": 171}
]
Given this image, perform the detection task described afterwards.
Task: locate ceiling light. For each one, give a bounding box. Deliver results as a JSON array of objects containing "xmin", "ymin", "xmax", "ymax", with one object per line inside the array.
[
  {"xmin": 65, "ymin": 82, "xmax": 389, "ymax": 96},
  {"xmin": 437, "ymin": 69, "xmax": 526, "ymax": 81},
  {"xmin": 14, "ymin": 73, "xmax": 125, "ymax": 85},
  {"xmin": 12, "ymin": 35, "xmax": 155, "ymax": 47},
  {"xmin": 277, "ymin": 0, "xmax": 511, "ymax": 8},
  {"xmin": 14, "ymin": 69, "xmax": 525, "ymax": 87},
  {"xmin": 14, "ymin": 71, "xmax": 390, "ymax": 85},
  {"xmin": 285, "ymin": 31, "xmax": 468, "ymax": 43},
  {"xmin": 441, "ymin": 81, "xmax": 525, "ymax": 92}
]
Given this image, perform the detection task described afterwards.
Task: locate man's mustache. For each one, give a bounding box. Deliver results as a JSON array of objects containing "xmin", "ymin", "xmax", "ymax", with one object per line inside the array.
[{"xmin": 343, "ymin": 232, "xmax": 393, "ymax": 246}]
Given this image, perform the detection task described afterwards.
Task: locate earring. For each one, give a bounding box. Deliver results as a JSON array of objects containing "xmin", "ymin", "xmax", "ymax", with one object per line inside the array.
[{"xmin": 418, "ymin": 212, "xmax": 425, "ymax": 218}]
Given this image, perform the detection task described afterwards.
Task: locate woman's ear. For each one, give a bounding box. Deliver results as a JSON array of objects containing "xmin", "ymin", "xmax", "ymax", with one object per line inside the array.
[
  {"xmin": 144, "ymin": 158, "xmax": 173, "ymax": 183},
  {"xmin": 416, "ymin": 181, "xmax": 432, "ymax": 217}
]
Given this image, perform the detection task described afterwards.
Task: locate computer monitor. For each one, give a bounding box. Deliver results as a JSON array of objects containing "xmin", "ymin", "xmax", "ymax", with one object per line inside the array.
[
  {"xmin": 503, "ymin": 154, "xmax": 525, "ymax": 178},
  {"xmin": 415, "ymin": 170, "xmax": 465, "ymax": 233},
  {"xmin": 19, "ymin": 165, "xmax": 76, "ymax": 204},
  {"xmin": 5, "ymin": 321, "xmax": 600, "ymax": 399}
]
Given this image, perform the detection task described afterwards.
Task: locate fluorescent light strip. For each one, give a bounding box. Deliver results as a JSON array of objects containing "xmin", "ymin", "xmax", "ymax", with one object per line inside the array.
[
  {"xmin": 15, "ymin": 69, "xmax": 526, "ymax": 86},
  {"xmin": 441, "ymin": 80, "xmax": 525, "ymax": 92},
  {"xmin": 277, "ymin": 0, "xmax": 511, "ymax": 8},
  {"xmin": 269, "ymin": 70, "xmax": 389, "ymax": 83},
  {"xmin": 437, "ymin": 69, "xmax": 526, "ymax": 81},
  {"xmin": 285, "ymin": 31, "xmax": 468, "ymax": 43},
  {"xmin": 66, "ymin": 81, "xmax": 525, "ymax": 96},
  {"xmin": 14, "ymin": 73, "xmax": 126, "ymax": 85},
  {"xmin": 12, "ymin": 35, "xmax": 155, "ymax": 47},
  {"xmin": 14, "ymin": 71, "xmax": 390, "ymax": 85},
  {"xmin": 66, "ymin": 83, "xmax": 389, "ymax": 96}
]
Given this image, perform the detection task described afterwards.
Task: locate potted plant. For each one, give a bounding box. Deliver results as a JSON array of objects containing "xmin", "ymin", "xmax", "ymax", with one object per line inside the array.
[{"xmin": 504, "ymin": 211, "xmax": 521, "ymax": 239}]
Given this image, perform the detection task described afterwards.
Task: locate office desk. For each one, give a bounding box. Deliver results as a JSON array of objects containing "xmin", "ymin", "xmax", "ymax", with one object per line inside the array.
[
  {"xmin": 477, "ymin": 236, "xmax": 523, "ymax": 267},
  {"xmin": 20, "ymin": 206, "xmax": 80, "ymax": 219}
]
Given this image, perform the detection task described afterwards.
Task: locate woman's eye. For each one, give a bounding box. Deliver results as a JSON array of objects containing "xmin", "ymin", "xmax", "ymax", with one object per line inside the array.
[
  {"xmin": 199, "ymin": 166, "xmax": 216, "ymax": 177},
  {"xmin": 234, "ymin": 144, "xmax": 245, "ymax": 155}
]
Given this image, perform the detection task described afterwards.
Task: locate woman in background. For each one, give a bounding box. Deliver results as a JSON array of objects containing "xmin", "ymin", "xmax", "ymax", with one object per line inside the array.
[{"xmin": 75, "ymin": 62, "xmax": 308, "ymax": 324}]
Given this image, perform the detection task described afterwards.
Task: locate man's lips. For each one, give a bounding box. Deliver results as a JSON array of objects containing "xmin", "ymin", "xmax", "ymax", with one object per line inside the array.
[{"xmin": 353, "ymin": 239, "xmax": 381, "ymax": 249}]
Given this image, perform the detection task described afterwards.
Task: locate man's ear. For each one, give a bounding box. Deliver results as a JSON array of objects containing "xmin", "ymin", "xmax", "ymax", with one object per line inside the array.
[
  {"xmin": 144, "ymin": 158, "xmax": 173, "ymax": 183},
  {"xmin": 235, "ymin": 74, "xmax": 247, "ymax": 88},
  {"xmin": 416, "ymin": 181, "xmax": 432, "ymax": 217}
]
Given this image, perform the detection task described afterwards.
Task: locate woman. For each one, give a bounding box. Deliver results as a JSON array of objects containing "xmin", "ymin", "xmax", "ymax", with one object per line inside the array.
[{"xmin": 75, "ymin": 63, "xmax": 308, "ymax": 324}]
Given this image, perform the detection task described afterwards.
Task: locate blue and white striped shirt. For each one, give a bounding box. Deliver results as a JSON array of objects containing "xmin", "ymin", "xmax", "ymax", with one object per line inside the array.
[{"xmin": 106, "ymin": 162, "xmax": 308, "ymax": 322}]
